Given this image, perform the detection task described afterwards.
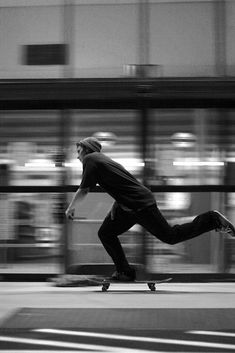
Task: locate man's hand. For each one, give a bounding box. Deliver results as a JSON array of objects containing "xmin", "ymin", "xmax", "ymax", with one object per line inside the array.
[
  {"xmin": 65, "ymin": 187, "xmax": 89, "ymax": 221},
  {"xmin": 65, "ymin": 207, "xmax": 75, "ymax": 220}
]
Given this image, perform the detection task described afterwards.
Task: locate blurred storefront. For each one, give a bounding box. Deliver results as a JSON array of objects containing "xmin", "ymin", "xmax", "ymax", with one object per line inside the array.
[
  {"xmin": 0, "ymin": 1, "xmax": 235, "ymax": 277},
  {"xmin": 0, "ymin": 92, "xmax": 235, "ymax": 277}
]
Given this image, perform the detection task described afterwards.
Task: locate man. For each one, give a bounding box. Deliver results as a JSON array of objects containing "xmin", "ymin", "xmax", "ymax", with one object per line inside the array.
[{"xmin": 65, "ymin": 137, "xmax": 235, "ymax": 281}]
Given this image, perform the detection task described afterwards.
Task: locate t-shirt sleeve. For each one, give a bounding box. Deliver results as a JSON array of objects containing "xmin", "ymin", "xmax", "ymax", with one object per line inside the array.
[{"xmin": 79, "ymin": 156, "xmax": 98, "ymax": 189}]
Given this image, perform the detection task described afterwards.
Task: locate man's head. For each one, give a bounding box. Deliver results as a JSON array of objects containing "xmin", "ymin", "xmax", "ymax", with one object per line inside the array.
[{"xmin": 76, "ymin": 137, "xmax": 102, "ymax": 162}]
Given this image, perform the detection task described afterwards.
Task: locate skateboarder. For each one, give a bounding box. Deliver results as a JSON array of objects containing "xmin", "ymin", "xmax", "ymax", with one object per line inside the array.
[{"xmin": 65, "ymin": 137, "xmax": 235, "ymax": 281}]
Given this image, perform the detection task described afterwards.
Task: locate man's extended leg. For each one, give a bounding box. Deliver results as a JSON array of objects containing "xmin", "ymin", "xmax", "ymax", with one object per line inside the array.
[
  {"xmin": 136, "ymin": 203, "xmax": 234, "ymax": 244},
  {"xmin": 98, "ymin": 205, "xmax": 137, "ymax": 278}
]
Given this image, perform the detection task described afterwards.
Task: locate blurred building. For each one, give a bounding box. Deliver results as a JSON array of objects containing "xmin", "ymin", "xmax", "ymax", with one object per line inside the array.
[{"xmin": 0, "ymin": 0, "xmax": 235, "ymax": 277}]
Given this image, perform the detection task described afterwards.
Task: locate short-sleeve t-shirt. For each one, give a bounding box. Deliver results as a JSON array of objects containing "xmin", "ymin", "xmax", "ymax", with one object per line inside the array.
[{"xmin": 79, "ymin": 152, "xmax": 155, "ymax": 211}]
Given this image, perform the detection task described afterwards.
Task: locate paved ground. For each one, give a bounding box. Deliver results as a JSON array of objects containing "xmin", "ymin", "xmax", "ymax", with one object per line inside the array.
[{"xmin": 0, "ymin": 281, "xmax": 235, "ymax": 352}]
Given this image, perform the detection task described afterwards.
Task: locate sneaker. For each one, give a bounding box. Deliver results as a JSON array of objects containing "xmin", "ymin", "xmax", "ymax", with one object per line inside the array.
[
  {"xmin": 111, "ymin": 268, "xmax": 136, "ymax": 282},
  {"xmin": 214, "ymin": 210, "xmax": 235, "ymax": 237}
]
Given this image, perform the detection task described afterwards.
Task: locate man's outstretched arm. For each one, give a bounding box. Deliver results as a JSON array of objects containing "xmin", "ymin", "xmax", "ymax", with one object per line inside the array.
[{"xmin": 65, "ymin": 187, "xmax": 89, "ymax": 219}]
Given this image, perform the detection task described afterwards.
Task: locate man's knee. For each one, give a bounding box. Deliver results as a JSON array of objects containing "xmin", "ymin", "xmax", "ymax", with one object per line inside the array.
[{"xmin": 98, "ymin": 227, "xmax": 106, "ymax": 241}]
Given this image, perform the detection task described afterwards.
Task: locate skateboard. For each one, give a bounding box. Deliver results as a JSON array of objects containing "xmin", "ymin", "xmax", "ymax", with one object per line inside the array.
[{"xmin": 90, "ymin": 277, "xmax": 172, "ymax": 292}]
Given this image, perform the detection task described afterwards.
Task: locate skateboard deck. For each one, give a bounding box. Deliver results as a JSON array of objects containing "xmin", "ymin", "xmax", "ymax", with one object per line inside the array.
[{"xmin": 90, "ymin": 277, "xmax": 172, "ymax": 292}]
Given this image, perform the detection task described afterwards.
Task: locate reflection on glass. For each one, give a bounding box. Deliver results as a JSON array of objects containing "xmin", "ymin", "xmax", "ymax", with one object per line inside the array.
[
  {"xmin": 0, "ymin": 111, "xmax": 62, "ymax": 273},
  {"xmin": 0, "ymin": 108, "xmax": 234, "ymax": 275},
  {"xmin": 147, "ymin": 109, "xmax": 232, "ymax": 186}
]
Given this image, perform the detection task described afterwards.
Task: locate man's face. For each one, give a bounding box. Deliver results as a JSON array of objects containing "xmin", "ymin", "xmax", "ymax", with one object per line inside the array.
[{"xmin": 77, "ymin": 145, "xmax": 86, "ymax": 162}]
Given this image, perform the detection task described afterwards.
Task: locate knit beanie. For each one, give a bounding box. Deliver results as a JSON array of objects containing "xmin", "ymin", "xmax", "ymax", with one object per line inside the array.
[{"xmin": 78, "ymin": 137, "xmax": 102, "ymax": 152}]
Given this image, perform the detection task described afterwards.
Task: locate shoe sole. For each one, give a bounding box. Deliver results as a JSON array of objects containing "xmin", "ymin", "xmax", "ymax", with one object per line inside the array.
[{"xmin": 214, "ymin": 210, "xmax": 235, "ymax": 237}]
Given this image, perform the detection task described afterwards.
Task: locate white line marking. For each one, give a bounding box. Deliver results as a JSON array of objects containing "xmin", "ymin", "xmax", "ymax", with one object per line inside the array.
[
  {"xmin": 33, "ymin": 328, "xmax": 235, "ymax": 350},
  {"xmin": 0, "ymin": 349, "xmax": 104, "ymax": 353},
  {"xmin": 188, "ymin": 330, "xmax": 235, "ymax": 338},
  {"xmin": 0, "ymin": 335, "xmax": 155, "ymax": 353}
]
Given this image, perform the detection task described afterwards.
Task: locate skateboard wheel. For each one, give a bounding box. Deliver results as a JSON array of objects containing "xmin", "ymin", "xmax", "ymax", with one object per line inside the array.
[
  {"xmin": 102, "ymin": 283, "xmax": 110, "ymax": 292},
  {"xmin": 148, "ymin": 283, "xmax": 156, "ymax": 291}
]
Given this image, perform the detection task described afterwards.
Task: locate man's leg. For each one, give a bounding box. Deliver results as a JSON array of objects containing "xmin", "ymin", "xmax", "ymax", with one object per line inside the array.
[
  {"xmin": 136, "ymin": 203, "xmax": 232, "ymax": 245},
  {"xmin": 98, "ymin": 205, "xmax": 136, "ymax": 276}
]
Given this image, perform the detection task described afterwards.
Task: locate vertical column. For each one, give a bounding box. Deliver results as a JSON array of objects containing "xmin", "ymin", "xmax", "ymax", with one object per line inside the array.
[
  {"xmin": 214, "ymin": 0, "xmax": 227, "ymax": 76},
  {"xmin": 139, "ymin": 106, "xmax": 148, "ymax": 277},
  {"xmin": 63, "ymin": 0, "xmax": 75, "ymax": 78},
  {"xmin": 194, "ymin": 109, "xmax": 207, "ymax": 184},
  {"xmin": 59, "ymin": 110, "xmax": 71, "ymax": 273},
  {"xmin": 61, "ymin": 1, "xmax": 74, "ymax": 273},
  {"xmin": 138, "ymin": 0, "xmax": 150, "ymax": 75},
  {"xmin": 138, "ymin": 0, "xmax": 151, "ymax": 276},
  {"xmin": 213, "ymin": 0, "xmax": 227, "ymax": 271}
]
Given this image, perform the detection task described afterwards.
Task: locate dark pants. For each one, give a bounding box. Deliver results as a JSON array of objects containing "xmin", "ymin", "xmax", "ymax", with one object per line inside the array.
[{"xmin": 98, "ymin": 203, "xmax": 218, "ymax": 272}]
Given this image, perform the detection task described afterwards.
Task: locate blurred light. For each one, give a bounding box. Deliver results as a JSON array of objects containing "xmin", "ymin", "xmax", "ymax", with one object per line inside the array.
[
  {"xmin": 114, "ymin": 158, "xmax": 144, "ymax": 170},
  {"xmin": 226, "ymin": 158, "xmax": 235, "ymax": 162},
  {"xmin": 171, "ymin": 132, "xmax": 197, "ymax": 148},
  {"xmin": 64, "ymin": 160, "xmax": 82, "ymax": 170},
  {"xmin": 92, "ymin": 132, "xmax": 117, "ymax": 146},
  {"xmin": 65, "ymin": 157, "xmax": 144, "ymax": 173},
  {"xmin": 0, "ymin": 160, "xmax": 14, "ymax": 164},
  {"xmin": 173, "ymin": 159, "xmax": 224, "ymax": 168},
  {"xmin": 166, "ymin": 193, "xmax": 191, "ymax": 210},
  {"xmin": 25, "ymin": 159, "xmax": 55, "ymax": 168}
]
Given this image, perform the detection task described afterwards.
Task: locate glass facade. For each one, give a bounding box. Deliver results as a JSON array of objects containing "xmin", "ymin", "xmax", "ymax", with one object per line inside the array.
[
  {"xmin": 0, "ymin": 106, "xmax": 235, "ymax": 275},
  {"xmin": 0, "ymin": 111, "xmax": 63, "ymax": 274},
  {"xmin": 0, "ymin": 1, "xmax": 235, "ymax": 276}
]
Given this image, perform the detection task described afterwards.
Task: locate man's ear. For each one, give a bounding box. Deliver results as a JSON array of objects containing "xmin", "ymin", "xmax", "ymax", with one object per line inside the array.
[{"xmin": 84, "ymin": 147, "xmax": 92, "ymax": 154}]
